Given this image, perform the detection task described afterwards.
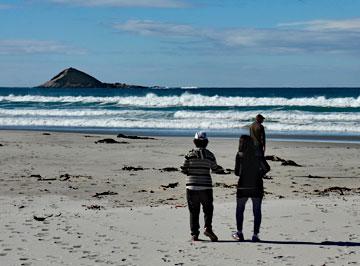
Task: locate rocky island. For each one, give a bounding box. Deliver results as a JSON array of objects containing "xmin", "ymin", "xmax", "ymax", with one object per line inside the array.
[{"xmin": 36, "ymin": 67, "xmax": 148, "ymax": 89}]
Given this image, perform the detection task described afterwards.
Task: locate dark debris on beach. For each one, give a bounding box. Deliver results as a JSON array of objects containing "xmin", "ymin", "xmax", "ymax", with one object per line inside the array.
[
  {"xmin": 83, "ymin": 204, "xmax": 104, "ymax": 210},
  {"xmin": 266, "ymin": 155, "xmax": 302, "ymax": 167},
  {"xmin": 158, "ymin": 167, "xmax": 179, "ymax": 172},
  {"xmin": 117, "ymin": 133, "xmax": 156, "ymax": 140},
  {"xmin": 214, "ymin": 182, "xmax": 237, "ymax": 188},
  {"xmin": 95, "ymin": 138, "xmax": 128, "ymax": 144},
  {"xmin": 314, "ymin": 186, "xmax": 356, "ymax": 196},
  {"xmin": 122, "ymin": 166, "xmax": 148, "ymax": 171},
  {"xmin": 92, "ymin": 191, "xmax": 118, "ymax": 198},
  {"xmin": 160, "ymin": 182, "xmax": 179, "ymax": 189},
  {"xmin": 30, "ymin": 174, "xmax": 56, "ymax": 181}
]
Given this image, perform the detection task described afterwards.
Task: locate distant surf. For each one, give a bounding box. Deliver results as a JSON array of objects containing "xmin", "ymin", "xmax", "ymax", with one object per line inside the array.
[{"xmin": 0, "ymin": 87, "xmax": 359, "ymax": 139}]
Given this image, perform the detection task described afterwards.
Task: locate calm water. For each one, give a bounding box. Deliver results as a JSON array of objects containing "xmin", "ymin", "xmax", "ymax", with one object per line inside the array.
[{"xmin": 0, "ymin": 87, "xmax": 360, "ymax": 140}]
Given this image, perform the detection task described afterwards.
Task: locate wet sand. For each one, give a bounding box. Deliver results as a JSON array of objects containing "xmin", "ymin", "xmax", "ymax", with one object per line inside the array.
[{"xmin": 0, "ymin": 130, "xmax": 359, "ymax": 265}]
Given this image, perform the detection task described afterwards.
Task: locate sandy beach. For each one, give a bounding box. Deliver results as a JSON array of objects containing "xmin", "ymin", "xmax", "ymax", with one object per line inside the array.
[{"xmin": 0, "ymin": 130, "xmax": 359, "ymax": 265}]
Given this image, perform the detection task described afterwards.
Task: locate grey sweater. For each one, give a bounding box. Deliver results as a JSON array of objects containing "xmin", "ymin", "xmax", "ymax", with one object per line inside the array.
[{"xmin": 181, "ymin": 148, "xmax": 221, "ymax": 190}]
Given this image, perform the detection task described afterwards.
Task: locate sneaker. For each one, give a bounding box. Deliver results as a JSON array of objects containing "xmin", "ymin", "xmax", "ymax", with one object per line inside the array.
[
  {"xmin": 252, "ymin": 234, "xmax": 260, "ymax": 242},
  {"xmin": 204, "ymin": 228, "xmax": 218, "ymax": 242},
  {"xmin": 191, "ymin": 234, "xmax": 199, "ymax": 241},
  {"xmin": 232, "ymin": 232, "xmax": 244, "ymax": 242}
]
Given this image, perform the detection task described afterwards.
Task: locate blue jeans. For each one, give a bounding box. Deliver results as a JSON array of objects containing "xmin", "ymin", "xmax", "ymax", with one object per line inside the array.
[{"xmin": 236, "ymin": 197, "xmax": 262, "ymax": 234}]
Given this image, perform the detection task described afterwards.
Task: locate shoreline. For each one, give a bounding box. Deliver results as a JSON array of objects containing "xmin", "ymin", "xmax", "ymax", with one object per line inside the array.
[{"xmin": 2, "ymin": 126, "xmax": 360, "ymax": 144}]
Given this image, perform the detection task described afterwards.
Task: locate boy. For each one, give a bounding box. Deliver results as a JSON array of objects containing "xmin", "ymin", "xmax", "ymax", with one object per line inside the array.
[{"xmin": 181, "ymin": 131, "xmax": 223, "ymax": 241}]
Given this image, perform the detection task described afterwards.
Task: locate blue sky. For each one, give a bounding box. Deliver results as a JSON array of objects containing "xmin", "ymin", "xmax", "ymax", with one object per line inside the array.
[{"xmin": 1, "ymin": 0, "xmax": 360, "ymax": 87}]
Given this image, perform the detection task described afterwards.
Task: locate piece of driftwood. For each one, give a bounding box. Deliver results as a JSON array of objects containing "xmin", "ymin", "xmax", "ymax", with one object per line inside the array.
[
  {"xmin": 95, "ymin": 138, "xmax": 128, "ymax": 144},
  {"xmin": 265, "ymin": 155, "xmax": 302, "ymax": 167},
  {"xmin": 30, "ymin": 174, "xmax": 57, "ymax": 181},
  {"xmin": 122, "ymin": 166, "xmax": 148, "ymax": 171},
  {"xmin": 92, "ymin": 191, "xmax": 118, "ymax": 198},
  {"xmin": 33, "ymin": 214, "xmax": 53, "ymax": 221},
  {"xmin": 59, "ymin": 173, "xmax": 71, "ymax": 181},
  {"xmin": 117, "ymin": 133, "xmax": 156, "ymax": 140},
  {"xmin": 159, "ymin": 167, "xmax": 179, "ymax": 172},
  {"xmin": 160, "ymin": 182, "xmax": 179, "ymax": 189},
  {"xmin": 214, "ymin": 182, "xmax": 237, "ymax": 188},
  {"xmin": 265, "ymin": 155, "xmax": 285, "ymax": 161},
  {"xmin": 84, "ymin": 204, "xmax": 104, "ymax": 210},
  {"xmin": 322, "ymin": 186, "xmax": 352, "ymax": 195},
  {"xmin": 281, "ymin": 160, "xmax": 302, "ymax": 167}
]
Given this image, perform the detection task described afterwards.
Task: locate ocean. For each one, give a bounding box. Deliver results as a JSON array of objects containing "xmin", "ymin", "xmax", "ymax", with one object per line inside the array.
[{"xmin": 0, "ymin": 87, "xmax": 360, "ymax": 142}]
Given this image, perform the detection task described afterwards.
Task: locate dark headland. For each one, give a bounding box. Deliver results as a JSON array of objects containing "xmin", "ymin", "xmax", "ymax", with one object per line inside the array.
[{"xmin": 36, "ymin": 67, "xmax": 148, "ymax": 89}]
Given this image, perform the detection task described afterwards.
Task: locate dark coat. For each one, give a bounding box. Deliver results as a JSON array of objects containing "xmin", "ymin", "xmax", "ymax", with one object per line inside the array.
[{"xmin": 235, "ymin": 152, "xmax": 263, "ymax": 198}]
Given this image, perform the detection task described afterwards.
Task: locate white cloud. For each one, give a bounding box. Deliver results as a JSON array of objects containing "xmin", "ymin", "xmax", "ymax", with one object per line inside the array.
[
  {"xmin": 0, "ymin": 3, "xmax": 13, "ymax": 9},
  {"xmin": 114, "ymin": 20, "xmax": 196, "ymax": 36},
  {"xmin": 48, "ymin": 0, "xmax": 188, "ymax": 8},
  {"xmin": 0, "ymin": 39, "xmax": 85, "ymax": 55},
  {"xmin": 278, "ymin": 18, "xmax": 360, "ymax": 32},
  {"xmin": 114, "ymin": 18, "xmax": 360, "ymax": 54}
]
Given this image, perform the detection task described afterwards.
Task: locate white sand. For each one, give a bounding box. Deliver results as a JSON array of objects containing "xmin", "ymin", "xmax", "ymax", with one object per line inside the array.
[
  {"xmin": 0, "ymin": 195, "xmax": 359, "ymax": 265},
  {"xmin": 0, "ymin": 130, "xmax": 359, "ymax": 265}
]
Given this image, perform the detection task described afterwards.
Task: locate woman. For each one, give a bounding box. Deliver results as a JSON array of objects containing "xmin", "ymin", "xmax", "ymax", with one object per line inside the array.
[{"xmin": 233, "ymin": 135, "xmax": 264, "ymax": 242}]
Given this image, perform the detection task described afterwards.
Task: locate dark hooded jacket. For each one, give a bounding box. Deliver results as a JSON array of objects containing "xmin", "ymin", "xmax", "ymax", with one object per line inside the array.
[{"xmin": 235, "ymin": 151, "xmax": 263, "ymax": 198}]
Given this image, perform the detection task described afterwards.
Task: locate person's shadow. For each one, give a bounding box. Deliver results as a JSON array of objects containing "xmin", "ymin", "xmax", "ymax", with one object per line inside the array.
[{"xmin": 213, "ymin": 239, "xmax": 360, "ymax": 246}]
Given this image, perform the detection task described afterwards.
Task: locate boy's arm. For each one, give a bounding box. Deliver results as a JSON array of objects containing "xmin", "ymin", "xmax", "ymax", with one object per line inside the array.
[
  {"xmin": 180, "ymin": 157, "xmax": 190, "ymax": 175},
  {"xmin": 210, "ymin": 155, "xmax": 225, "ymax": 174}
]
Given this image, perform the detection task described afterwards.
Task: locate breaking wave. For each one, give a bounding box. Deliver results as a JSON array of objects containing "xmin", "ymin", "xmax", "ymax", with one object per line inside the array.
[
  {"xmin": 0, "ymin": 108, "xmax": 360, "ymax": 133},
  {"xmin": 1, "ymin": 93, "xmax": 360, "ymax": 108},
  {"xmin": 1, "ymin": 87, "xmax": 359, "ymax": 136}
]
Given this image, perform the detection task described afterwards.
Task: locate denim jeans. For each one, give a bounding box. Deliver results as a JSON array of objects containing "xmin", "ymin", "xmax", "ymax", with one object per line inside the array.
[
  {"xmin": 186, "ymin": 189, "xmax": 214, "ymax": 236},
  {"xmin": 236, "ymin": 197, "xmax": 262, "ymax": 234}
]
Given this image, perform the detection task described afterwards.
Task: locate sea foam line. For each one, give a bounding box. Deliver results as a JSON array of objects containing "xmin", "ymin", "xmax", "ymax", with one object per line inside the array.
[
  {"xmin": 174, "ymin": 110, "xmax": 360, "ymax": 122},
  {"xmin": 1, "ymin": 108, "xmax": 359, "ymax": 123},
  {"xmin": 1, "ymin": 93, "xmax": 360, "ymax": 107},
  {"xmin": 0, "ymin": 109, "xmax": 158, "ymax": 117},
  {"xmin": 0, "ymin": 117, "xmax": 359, "ymax": 133}
]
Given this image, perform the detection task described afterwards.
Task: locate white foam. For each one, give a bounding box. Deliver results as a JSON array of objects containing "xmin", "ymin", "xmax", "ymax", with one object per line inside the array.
[
  {"xmin": 0, "ymin": 109, "xmax": 156, "ymax": 117},
  {"xmin": 0, "ymin": 114, "xmax": 359, "ymax": 133},
  {"xmin": 174, "ymin": 110, "xmax": 360, "ymax": 122},
  {"xmin": 1, "ymin": 109, "xmax": 357, "ymax": 125},
  {"xmin": 1, "ymin": 93, "xmax": 360, "ymax": 108}
]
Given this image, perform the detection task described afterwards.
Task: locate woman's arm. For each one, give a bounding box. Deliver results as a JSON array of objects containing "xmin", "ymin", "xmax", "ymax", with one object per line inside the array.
[{"xmin": 234, "ymin": 152, "xmax": 243, "ymax": 176}]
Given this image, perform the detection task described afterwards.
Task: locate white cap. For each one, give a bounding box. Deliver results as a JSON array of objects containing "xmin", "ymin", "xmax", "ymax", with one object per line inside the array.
[{"xmin": 194, "ymin": 131, "xmax": 207, "ymax": 140}]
